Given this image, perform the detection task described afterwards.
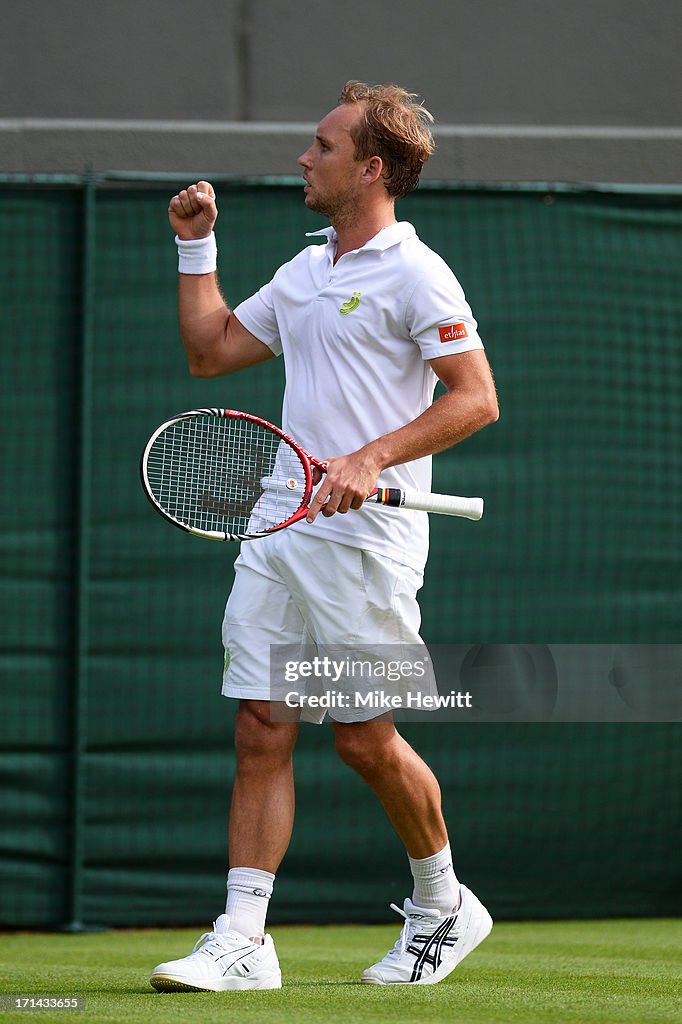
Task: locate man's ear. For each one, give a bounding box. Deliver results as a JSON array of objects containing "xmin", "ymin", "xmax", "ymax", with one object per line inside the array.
[{"xmin": 362, "ymin": 155, "xmax": 384, "ymax": 185}]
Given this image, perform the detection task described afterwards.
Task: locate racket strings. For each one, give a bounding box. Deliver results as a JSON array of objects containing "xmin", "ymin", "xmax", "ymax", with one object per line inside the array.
[{"xmin": 146, "ymin": 416, "xmax": 308, "ymax": 535}]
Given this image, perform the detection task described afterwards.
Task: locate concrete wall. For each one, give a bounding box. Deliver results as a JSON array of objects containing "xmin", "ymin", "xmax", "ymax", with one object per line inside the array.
[{"xmin": 1, "ymin": 0, "xmax": 680, "ymax": 181}]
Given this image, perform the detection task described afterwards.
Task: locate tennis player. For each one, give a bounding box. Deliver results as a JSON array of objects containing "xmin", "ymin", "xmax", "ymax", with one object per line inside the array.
[{"xmin": 151, "ymin": 81, "xmax": 499, "ymax": 991}]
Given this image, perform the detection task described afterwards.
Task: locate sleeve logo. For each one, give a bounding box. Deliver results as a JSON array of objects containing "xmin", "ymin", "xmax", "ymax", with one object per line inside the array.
[{"xmin": 438, "ymin": 322, "xmax": 469, "ymax": 342}]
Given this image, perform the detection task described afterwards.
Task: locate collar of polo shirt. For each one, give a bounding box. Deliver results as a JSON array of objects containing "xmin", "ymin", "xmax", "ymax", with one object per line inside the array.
[{"xmin": 305, "ymin": 222, "xmax": 417, "ymax": 254}]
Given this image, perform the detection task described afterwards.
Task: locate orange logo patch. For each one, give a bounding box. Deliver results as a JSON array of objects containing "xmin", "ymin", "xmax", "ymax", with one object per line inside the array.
[{"xmin": 439, "ymin": 322, "xmax": 469, "ymax": 343}]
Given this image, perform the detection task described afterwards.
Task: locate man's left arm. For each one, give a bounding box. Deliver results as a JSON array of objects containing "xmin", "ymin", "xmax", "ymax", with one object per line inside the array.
[{"xmin": 306, "ymin": 349, "xmax": 498, "ymax": 521}]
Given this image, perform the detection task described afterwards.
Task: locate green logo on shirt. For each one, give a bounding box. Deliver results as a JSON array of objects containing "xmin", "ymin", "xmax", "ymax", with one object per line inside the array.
[{"xmin": 339, "ymin": 292, "xmax": 362, "ymax": 315}]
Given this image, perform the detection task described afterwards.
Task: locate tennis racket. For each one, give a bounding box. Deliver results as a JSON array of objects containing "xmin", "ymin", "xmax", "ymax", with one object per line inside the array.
[{"xmin": 140, "ymin": 408, "xmax": 484, "ymax": 541}]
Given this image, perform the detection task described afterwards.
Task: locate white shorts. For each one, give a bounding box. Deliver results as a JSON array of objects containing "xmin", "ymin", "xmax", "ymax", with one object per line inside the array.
[{"xmin": 221, "ymin": 528, "xmax": 426, "ymax": 723}]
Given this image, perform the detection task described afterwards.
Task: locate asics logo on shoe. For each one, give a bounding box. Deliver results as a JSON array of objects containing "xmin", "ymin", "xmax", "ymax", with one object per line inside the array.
[
  {"xmin": 217, "ymin": 947, "xmax": 261, "ymax": 976},
  {"xmin": 407, "ymin": 917, "xmax": 459, "ymax": 983},
  {"xmin": 198, "ymin": 938, "xmax": 263, "ymax": 976}
]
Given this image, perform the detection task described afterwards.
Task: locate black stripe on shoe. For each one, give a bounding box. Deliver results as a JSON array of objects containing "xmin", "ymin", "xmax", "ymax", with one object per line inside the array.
[{"xmin": 407, "ymin": 916, "xmax": 459, "ymax": 983}]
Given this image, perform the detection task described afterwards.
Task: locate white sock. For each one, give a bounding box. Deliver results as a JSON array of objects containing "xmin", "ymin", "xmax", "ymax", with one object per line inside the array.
[
  {"xmin": 408, "ymin": 841, "xmax": 461, "ymax": 915},
  {"xmin": 225, "ymin": 867, "xmax": 275, "ymax": 941}
]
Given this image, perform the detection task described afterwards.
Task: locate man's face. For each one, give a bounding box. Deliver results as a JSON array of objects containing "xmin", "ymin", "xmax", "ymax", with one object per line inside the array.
[{"xmin": 297, "ymin": 103, "xmax": 367, "ymax": 221}]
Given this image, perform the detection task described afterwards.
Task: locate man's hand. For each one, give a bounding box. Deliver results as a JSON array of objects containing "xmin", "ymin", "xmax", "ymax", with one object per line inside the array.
[
  {"xmin": 169, "ymin": 180, "xmax": 218, "ymax": 240},
  {"xmin": 307, "ymin": 447, "xmax": 383, "ymax": 523}
]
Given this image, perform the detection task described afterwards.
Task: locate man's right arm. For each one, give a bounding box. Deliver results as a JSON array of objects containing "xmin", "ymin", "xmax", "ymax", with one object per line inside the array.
[{"xmin": 169, "ymin": 180, "xmax": 275, "ymax": 378}]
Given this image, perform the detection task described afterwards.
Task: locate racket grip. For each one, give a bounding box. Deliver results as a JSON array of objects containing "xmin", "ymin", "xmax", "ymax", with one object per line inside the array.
[{"xmin": 399, "ymin": 488, "xmax": 484, "ymax": 520}]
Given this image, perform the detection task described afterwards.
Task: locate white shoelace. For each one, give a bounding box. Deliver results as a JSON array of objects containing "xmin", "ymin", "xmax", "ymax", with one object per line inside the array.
[
  {"xmin": 385, "ymin": 902, "xmax": 458, "ymax": 958},
  {"xmin": 191, "ymin": 927, "xmax": 236, "ymax": 956},
  {"xmin": 387, "ymin": 903, "xmax": 417, "ymax": 957}
]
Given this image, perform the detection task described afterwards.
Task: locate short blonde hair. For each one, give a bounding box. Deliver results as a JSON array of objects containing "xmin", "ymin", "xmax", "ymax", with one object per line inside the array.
[{"xmin": 339, "ymin": 80, "xmax": 435, "ymax": 198}]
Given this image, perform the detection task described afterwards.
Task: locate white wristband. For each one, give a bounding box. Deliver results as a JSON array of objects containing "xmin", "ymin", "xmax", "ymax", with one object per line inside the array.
[{"xmin": 175, "ymin": 232, "xmax": 217, "ymax": 274}]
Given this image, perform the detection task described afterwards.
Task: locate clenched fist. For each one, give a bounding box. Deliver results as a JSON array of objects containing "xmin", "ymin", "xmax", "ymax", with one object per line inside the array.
[{"xmin": 169, "ymin": 180, "xmax": 218, "ymax": 240}]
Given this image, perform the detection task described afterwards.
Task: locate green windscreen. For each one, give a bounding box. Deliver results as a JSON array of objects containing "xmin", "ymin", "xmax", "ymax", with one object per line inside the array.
[{"xmin": 0, "ymin": 177, "xmax": 680, "ymax": 927}]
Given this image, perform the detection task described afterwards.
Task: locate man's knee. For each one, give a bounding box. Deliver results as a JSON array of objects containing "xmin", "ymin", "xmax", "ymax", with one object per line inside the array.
[
  {"xmin": 334, "ymin": 721, "xmax": 395, "ymax": 776},
  {"xmin": 234, "ymin": 701, "xmax": 298, "ymax": 766}
]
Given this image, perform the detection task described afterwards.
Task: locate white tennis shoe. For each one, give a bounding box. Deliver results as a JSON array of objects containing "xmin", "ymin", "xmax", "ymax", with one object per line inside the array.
[
  {"xmin": 361, "ymin": 885, "xmax": 492, "ymax": 985},
  {"xmin": 149, "ymin": 914, "xmax": 281, "ymax": 991}
]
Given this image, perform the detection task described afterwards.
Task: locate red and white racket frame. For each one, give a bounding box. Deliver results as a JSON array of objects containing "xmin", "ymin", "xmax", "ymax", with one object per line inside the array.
[{"xmin": 141, "ymin": 408, "xmax": 484, "ymax": 542}]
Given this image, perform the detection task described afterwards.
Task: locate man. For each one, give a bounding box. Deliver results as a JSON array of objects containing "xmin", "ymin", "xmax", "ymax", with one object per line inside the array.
[{"xmin": 150, "ymin": 81, "xmax": 498, "ymax": 991}]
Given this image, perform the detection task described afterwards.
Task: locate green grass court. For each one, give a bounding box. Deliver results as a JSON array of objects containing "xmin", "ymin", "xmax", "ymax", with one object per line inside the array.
[{"xmin": 1, "ymin": 918, "xmax": 680, "ymax": 1024}]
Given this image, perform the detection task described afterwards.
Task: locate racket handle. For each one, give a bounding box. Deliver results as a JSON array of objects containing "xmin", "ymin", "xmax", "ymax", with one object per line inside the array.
[{"xmin": 369, "ymin": 488, "xmax": 484, "ymax": 520}]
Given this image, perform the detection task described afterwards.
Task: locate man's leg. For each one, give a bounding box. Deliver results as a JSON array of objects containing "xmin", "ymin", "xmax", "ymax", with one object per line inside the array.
[
  {"xmin": 149, "ymin": 699, "xmax": 296, "ymax": 992},
  {"xmin": 220, "ymin": 534, "xmax": 313, "ymax": 942},
  {"xmin": 334, "ymin": 716, "xmax": 493, "ymax": 985},
  {"xmin": 226, "ymin": 700, "xmax": 298, "ymax": 941},
  {"xmin": 333, "ymin": 717, "xmax": 447, "ymax": 859},
  {"xmin": 334, "ymin": 717, "xmax": 461, "ymax": 912},
  {"xmin": 229, "ymin": 699, "xmax": 299, "ymax": 871},
  {"xmin": 331, "ymin": 712, "xmax": 458, "ymax": 913}
]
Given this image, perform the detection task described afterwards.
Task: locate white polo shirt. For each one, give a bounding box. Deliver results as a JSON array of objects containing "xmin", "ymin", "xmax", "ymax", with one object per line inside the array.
[{"xmin": 233, "ymin": 221, "xmax": 484, "ymax": 572}]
